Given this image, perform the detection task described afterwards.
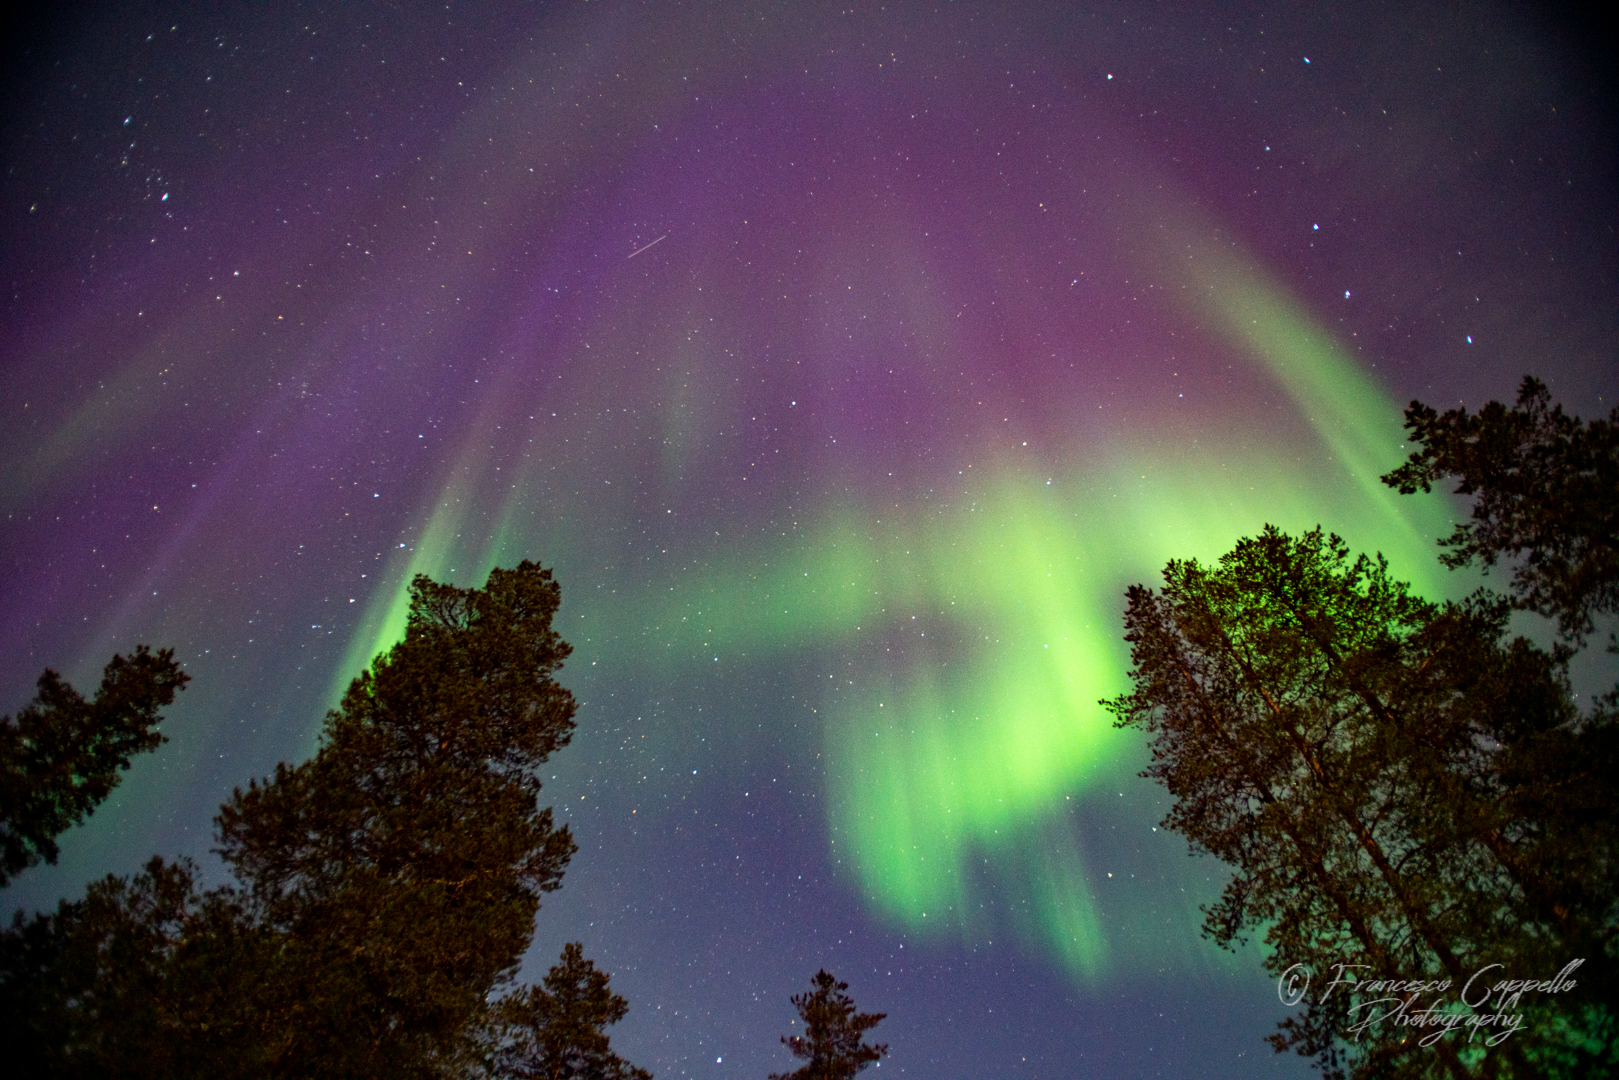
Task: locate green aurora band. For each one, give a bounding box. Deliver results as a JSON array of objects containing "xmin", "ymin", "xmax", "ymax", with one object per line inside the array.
[{"xmin": 337, "ymin": 235, "xmax": 1459, "ymax": 985}]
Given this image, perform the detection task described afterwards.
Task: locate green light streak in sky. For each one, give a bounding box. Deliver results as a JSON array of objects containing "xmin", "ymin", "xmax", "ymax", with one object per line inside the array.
[
  {"xmin": 332, "ymin": 491, "xmax": 502, "ymax": 711},
  {"xmin": 661, "ymin": 432, "xmax": 1449, "ymax": 977},
  {"xmin": 638, "ymin": 252, "xmax": 1458, "ymax": 980},
  {"xmin": 1178, "ymin": 237, "xmax": 1449, "ymax": 558},
  {"xmin": 332, "ymin": 218, "xmax": 1462, "ymax": 986}
]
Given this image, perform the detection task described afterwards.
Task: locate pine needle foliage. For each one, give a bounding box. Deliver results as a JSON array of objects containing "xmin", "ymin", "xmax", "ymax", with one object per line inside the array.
[
  {"xmin": 487, "ymin": 942, "xmax": 652, "ymax": 1080},
  {"xmin": 1382, "ymin": 375, "xmax": 1618, "ymax": 649},
  {"xmin": 1106, "ymin": 526, "xmax": 1615, "ymax": 1079},
  {"xmin": 770, "ymin": 970, "xmax": 887, "ymax": 1080},
  {"xmin": 1, "ymin": 562, "xmax": 596, "ymax": 1080},
  {"xmin": 211, "ymin": 563, "xmax": 580, "ymax": 1075},
  {"xmin": 0, "ymin": 646, "xmax": 188, "ymax": 885}
]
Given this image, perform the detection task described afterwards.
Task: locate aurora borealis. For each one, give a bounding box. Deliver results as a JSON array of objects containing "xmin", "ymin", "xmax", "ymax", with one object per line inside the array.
[{"xmin": 3, "ymin": 4, "xmax": 1613, "ymax": 1077}]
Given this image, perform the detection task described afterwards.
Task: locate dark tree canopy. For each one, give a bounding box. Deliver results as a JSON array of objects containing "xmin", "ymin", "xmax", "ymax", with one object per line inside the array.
[
  {"xmin": 209, "ymin": 562, "xmax": 580, "ymax": 1075},
  {"xmin": 1107, "ymin": 526, "xmax": 1616, "ymax": 1079},
  {"xmin": 1, "ymin": 562, "xmax": 588, "ymax": 1080},
  {"xmin": 0, "ymin": 646, "xmax": 188, "ymax": 886},
  {"xmin": 770, "ymin": 970, "xmax": 887, "ymax": 1080},
  {"xmin": 0, "ymin": 855, "xmax": 266, "ymax": 1079},
  {"xmin": 1382, "ymin": 375, "xmax": 1618, "ymax": 648},
  {"xmin": 488, "ymin": 942, "xmax": 651, "ymax": 1080}
]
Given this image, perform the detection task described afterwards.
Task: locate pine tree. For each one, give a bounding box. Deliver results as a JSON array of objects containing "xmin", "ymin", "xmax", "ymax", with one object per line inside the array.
[
  {"xmin": 211, "ymin": 562, "xmax": 580, "ymax": 1076},
  {"xmin": 1, "ymin": 562, "xmax": 585, "ymax": 1079},
  {"xmin": 1106, "ymin": 526, "xmax": 1615, "ymax": 1079},
  {"xmin": 770, "ymin": 970, "xmax": 887, "ymax": 1080},
  {"xmin": 0, "ymin": 646, "xmax": 188, "ymax": 886},
  {"xmin": 0, "ymin": 855, "xmax": 267, "ymax": 1079},
  {"xmin": 1382, "ymin": 374, "xmax": 1618, "ymax": 649},
  {"xmin": 488, "ymin": 942, "xmax": 652, "ymax": 1080}
]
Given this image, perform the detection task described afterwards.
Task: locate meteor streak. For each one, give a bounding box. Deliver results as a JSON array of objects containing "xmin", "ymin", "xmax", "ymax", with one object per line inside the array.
[{"xmin": 627, "ymin": 233, "xmax": 667, "ymax": 258}]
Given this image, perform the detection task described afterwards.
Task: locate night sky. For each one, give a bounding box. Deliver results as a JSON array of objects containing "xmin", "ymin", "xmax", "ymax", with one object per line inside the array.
[{"xmin": 3, "ymin": 3, "xmax": 1614, "ymax": 1077}]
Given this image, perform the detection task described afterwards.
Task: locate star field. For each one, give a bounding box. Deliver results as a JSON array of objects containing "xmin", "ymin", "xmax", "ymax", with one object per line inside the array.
[{"xmin": 2, "ymin": 4, "xmax": 1613, "ymax": 1078}]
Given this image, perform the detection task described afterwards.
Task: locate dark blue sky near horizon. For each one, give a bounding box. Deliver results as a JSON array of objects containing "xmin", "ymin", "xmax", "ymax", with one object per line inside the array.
[{"xmin": 2, "ymin": 4, "xmax": 1614, "ymax": 1077}]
